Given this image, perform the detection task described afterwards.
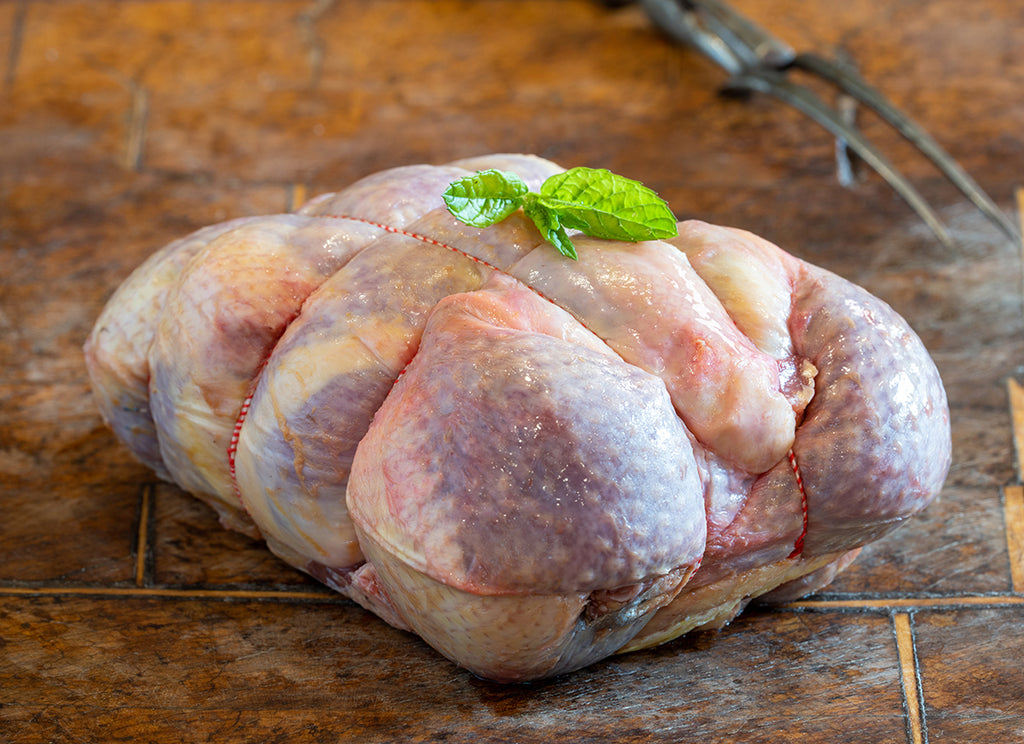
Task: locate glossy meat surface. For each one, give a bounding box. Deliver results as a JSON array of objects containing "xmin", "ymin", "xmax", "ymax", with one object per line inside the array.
[
  {"xmin": 85, "ymin": 154, "xmax": 951, "ymax": 682},
  {"xmin": 349, "ymin": 274, "xmax": 707, "ymax": 595}
]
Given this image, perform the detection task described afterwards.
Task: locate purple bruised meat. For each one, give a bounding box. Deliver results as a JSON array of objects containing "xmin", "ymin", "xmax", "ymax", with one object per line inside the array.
[{"xmin": 84, "ymin": 154, "xmax": 951, "ymax": 682}]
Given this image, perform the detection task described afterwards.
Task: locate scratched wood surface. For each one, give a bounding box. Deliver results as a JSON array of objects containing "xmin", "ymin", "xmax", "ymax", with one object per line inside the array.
[{"xmin": 2, "ymin": 1, "xmax": 1023, "ymax": 742}]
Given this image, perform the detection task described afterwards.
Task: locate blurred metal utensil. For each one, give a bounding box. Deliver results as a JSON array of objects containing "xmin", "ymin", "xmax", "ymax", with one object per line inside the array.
[{"xmin": 615, "ymin": 0, "xmax": 1021, "ymax": 247}]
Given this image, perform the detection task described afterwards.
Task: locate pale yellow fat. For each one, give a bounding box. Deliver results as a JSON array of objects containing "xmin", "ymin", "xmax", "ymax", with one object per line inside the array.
[{"xmin": 619, "ymin": 551, "xmax": 848, "ymax": 653}]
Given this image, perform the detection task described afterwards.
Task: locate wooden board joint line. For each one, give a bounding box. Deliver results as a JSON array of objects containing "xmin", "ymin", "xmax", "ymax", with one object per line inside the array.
[
  {"xmin": 134, "ymin": 483, "xmax": 154, "ymax": 587},
  {"xmin": 1004, "ymin": 484, "xmax": 1024, "ymax": 594},
  {"xmin": 894, "ymin": 612, "xmax": 927, "ymax": 744}
]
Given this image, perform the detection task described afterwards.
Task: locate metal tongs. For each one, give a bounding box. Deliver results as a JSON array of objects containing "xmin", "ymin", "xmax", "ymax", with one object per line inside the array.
[{"xmin": 621, "ymin": 0, "xmax": 1021, "ymax": 248}]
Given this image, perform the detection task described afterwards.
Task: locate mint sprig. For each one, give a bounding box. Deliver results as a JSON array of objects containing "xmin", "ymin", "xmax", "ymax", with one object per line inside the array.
[{"xmin": 442, "ymin": 167, "xmax": 678, "ymax": 260}]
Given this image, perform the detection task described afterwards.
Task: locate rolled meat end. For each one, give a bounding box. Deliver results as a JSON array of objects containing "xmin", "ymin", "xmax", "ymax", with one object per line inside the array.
[
  {"xmin": 84, "ymin": 217, "xmax": 257, "ymax": 479},
  {"xmin": 673, "ymin": 220, "xmax": 950, "ymax": 558},
  {"xmin": 619, "ymin": 223, "xmax": 950, "ymax": 650},
  {"xmin": 347, "ymin": 274, "xmax": 707, "ymax": 680},
  {"xmin": 684, "ymin": 218, "xmax": 950, "ymax": 552},
  {"xmin": 677, "ymin": 221, "xmax": 950, "ymax": 555}
]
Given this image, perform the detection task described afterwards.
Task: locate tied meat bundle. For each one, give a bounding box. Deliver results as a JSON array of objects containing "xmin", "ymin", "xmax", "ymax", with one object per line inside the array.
[{"xmin": 85, "ymin": 154, "xmax": 951, "ymax": 682}]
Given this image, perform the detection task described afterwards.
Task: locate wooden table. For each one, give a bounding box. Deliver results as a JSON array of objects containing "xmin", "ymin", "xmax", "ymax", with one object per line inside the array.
[{"xmin": 3, "ymin": 1, "xmax": 1022, "ymax": 741}]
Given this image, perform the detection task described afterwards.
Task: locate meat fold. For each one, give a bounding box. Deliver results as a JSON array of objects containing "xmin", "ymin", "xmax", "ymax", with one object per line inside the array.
[{"xmin": 85, "ymin": 154, "xmax": 951, "ymax": 682}]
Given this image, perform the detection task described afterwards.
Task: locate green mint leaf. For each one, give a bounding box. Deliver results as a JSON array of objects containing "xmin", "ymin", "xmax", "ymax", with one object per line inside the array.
[
  {"xmin": 523, "ymin": 197, "xmax": 578, "ymax": 260},
  {"xmin": 538, "ymin": 167, "xmax": 677, "ymax": 242},
  {"xmin": 443, "ymin": 166, "xmax": 677, "ymax": 260},
  {"xmin": 442, "ymin": 169, "xmax": 529, "ymax": 228}
]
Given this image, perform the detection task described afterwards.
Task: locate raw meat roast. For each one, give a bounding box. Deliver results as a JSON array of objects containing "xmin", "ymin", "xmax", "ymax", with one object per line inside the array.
[{"xmin": 85, "ymin": 154, "xmax": 951, "ymax": 682}]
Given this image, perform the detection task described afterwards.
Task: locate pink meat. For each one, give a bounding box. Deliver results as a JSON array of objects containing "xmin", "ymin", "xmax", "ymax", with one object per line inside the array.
[{"xmin": 85, "ymin": 154, "xmax": 951, "ymax": 682}]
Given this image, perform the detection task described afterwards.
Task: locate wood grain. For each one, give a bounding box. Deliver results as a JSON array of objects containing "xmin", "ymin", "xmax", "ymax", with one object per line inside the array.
[
  {"xmin": 914, "ymin": 609, "xmax": 1024, "ymax": 742},
  {"xmin": 2, "ymin": 598, "xmax": 908, "ymax": 743},
  {"xmin": 2, "ymin": 1, "xmax": 1023, "ymax": 741}
]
